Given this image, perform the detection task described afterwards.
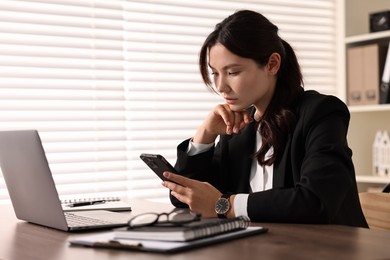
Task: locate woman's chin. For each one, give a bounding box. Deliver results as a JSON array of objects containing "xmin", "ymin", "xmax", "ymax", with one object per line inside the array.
[{"xmin": 227, "ymin": 103, "xmax": 250, "ymax": 112}]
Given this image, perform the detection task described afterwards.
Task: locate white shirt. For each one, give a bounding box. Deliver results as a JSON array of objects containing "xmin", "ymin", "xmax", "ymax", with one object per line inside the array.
[{"xmin": 186, "ymin": 129, "xmax": 273, "ymax": 219}]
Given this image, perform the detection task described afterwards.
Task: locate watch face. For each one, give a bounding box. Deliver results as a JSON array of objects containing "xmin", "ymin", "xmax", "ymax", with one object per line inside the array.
[{"xmin": 215, "ymin": 197, "xmax": 230, "ymax": 214}]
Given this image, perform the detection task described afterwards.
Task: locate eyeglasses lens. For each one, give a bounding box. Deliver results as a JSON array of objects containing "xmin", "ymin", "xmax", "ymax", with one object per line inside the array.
[
  {"xmin": 129, "ymin": 213, "xmax": 159, "ymax": 227},
  {"xmin": 128, "ymin": 210, "xmax": 201, "ymax": 228},
  {"xmin": 169, "ymin": 210, "xmax": 200, "ymax": 224}
]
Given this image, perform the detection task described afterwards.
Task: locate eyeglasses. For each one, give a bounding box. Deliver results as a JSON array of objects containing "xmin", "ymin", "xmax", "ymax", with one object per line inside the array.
[{"xmin": 127, "ymin": 209, "xmax": 201, "ymax": 229}]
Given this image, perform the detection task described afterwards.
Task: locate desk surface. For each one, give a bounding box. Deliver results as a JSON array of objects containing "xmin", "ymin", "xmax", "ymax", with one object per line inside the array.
[{"xmin": 1, "ymin": 199, "xmax": 390, "ymax": 260}]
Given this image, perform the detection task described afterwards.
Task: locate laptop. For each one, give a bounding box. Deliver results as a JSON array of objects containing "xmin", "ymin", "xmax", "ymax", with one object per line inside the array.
[{"xmin": 0, "ymin": 130, "xmax": 131, "ymax": 231}]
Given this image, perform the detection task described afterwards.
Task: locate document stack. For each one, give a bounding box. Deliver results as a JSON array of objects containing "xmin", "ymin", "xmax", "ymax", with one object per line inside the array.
[{"xmin": 69, "ymin": 215, "xmax": 268, "ymax": 253}]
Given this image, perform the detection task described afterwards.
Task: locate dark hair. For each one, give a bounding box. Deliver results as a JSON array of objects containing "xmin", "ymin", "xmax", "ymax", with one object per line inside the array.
[{"xmin": 199, "ymin": 10, "xmax": 304, "ymax": 166}]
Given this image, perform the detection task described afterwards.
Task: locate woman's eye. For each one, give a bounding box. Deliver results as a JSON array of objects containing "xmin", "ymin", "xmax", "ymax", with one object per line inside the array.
[{"xmin": 228, "ymin": 71, "xmax": 239, "ymax": 76}]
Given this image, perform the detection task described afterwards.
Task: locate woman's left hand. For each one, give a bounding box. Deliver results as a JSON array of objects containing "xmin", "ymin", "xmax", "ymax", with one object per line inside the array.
[{"xmin": 162, "ymin": 171, "xmax": 221, "ymax": 218}]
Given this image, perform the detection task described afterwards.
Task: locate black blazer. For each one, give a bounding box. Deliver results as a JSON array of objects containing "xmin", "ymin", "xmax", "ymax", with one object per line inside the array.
[{"xmin": 171, "ymin": 90, "xmax": 368, "ymax": 228}]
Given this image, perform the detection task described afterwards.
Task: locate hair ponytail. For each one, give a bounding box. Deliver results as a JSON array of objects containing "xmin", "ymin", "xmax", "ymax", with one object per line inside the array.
[{"xmin": 256, "ymin": 39, "xmax": 303, "ymax": 166}]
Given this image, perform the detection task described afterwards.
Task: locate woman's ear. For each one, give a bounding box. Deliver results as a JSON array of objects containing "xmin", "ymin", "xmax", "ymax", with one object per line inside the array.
[{"xmin": 266, "ymin": 53, "xmax": 281, "ymax": 75}]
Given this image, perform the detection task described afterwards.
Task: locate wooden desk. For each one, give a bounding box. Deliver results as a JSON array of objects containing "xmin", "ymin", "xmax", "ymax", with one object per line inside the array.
[{"xmin": 1, "ymin": 199, "xmax": 390, "ymax": 260}]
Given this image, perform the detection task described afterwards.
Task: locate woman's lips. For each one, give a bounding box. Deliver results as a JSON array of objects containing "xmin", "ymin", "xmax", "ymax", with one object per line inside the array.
[{"xmin": 225, "ymin": 98, "xmax": 237, "ymax": 104}]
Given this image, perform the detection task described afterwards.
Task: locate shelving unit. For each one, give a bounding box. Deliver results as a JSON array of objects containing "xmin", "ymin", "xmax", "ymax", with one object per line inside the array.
[
  {"xmin": 345, "ymin": 31, "xmax": 390, "ymax": 192},
  {"xmin": 345, "ymin": 30, "xmax": 390, "ymax": 45}
]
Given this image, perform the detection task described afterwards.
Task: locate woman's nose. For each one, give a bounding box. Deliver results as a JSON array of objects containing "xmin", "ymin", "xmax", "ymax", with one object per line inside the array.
[{"xmin": 215, "ymin": 76, "xmax": 230, "ymax": 93}]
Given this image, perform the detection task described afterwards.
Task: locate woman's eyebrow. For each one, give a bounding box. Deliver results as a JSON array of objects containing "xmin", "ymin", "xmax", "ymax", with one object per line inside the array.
[{"xmin": 208, "ymin": 63, "xmax": 242, "ymax": 70}]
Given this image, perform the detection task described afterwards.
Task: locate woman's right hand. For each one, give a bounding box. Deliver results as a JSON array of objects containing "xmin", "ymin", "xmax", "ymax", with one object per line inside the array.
[{"xmin": 193, "ymin": 104, "xmax": 252, "ymax": 144}]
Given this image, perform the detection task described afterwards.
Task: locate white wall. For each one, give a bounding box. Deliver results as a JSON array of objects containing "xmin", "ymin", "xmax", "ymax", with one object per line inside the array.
[{"xmin": 345, "ymin": 0, "xmax": 390, "ymax": 36}]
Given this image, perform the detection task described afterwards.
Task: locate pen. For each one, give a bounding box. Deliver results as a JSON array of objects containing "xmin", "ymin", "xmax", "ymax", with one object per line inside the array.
[{"xmin": 67, "ymin": 200, "xmax": 106, "ymax": 207}]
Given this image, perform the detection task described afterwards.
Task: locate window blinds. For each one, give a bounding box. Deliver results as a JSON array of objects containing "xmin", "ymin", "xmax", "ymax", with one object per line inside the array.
[{"xmin": 0, "ymin": 0, "xmax": 340, "ymax": 204}]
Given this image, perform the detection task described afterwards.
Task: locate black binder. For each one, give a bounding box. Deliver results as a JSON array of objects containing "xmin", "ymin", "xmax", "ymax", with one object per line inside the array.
[
  {"xmin": 380, "ymin": 82, "xmax": 390, "ymax": 104},
  {"xmin": 380, "ymin": 41, "xmax": 390, "ymax": 104}
]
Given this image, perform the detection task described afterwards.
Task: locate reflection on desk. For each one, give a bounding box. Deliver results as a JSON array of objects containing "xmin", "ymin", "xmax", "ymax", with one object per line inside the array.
[{"xmin": 1, "ymin": 198, "xmax": 390, "ymax": 260}]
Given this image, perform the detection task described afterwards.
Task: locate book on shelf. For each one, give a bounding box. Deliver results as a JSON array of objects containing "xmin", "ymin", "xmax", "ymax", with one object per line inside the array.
[
  {"xmin": 347, "ymin": 43, "xmax": 387, "ymax": 106},
  {"xmin": 114, "ymin": 215, "xmax": 251, "ymax": 242}
]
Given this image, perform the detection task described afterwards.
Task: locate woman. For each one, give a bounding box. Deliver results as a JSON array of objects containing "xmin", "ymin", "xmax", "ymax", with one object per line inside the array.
[{"xmin": 162, "ymin": 10, "xmax": 368, "ymax": 227}]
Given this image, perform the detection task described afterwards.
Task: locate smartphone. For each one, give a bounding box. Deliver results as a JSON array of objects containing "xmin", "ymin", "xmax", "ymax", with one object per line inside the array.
[{"xmin": 140, "ymin": 153, "xmax": 178, "ymax": 181}]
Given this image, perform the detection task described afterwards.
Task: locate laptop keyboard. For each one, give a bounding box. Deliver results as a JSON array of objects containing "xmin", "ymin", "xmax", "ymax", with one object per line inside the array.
[{"xmin": 65, "ymin": 212, "xmax": 120, "ymax": 227}]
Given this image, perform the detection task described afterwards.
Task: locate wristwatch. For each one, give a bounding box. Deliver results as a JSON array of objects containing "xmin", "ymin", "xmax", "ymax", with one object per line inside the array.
[{"xmin": 215, "ymin": 193, "xmax": 232, "ymax": 218}]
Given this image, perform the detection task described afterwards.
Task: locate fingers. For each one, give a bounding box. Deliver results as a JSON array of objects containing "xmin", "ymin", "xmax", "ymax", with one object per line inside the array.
[
  {"xmin": 232, "ymin": 111, "xmax": 244, "ymax": 133},
  {"xmin": 216, "ymin": 104, "xmax": 252, "ymax": 134},
  {"xmin": 162, "ymin": 172, "xmax": 193, "ymax": 205},
  {"xmin": 214, "ymin": 104, "xmax": 233, "ymax": 134},
  {"xmin": 243, "ymin": 111, "xmax": 253, "ymax": 124},
  {"xmin": 163, "ymin": 172, "xmax": 193, "ymax": 187},
  {"xmin": 162, "ymin": 172, "xmax": 223, "ymax": 217}
]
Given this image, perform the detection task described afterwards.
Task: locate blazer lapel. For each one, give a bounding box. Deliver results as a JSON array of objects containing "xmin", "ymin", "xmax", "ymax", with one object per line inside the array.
[{"xmin": 273, "ymin": 134, "xmax": 292, "ymax": 188}]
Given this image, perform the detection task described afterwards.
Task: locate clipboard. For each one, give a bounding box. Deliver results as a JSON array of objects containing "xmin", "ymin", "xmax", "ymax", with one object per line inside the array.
[{"xmin": 69, "ymin": 226, "xmax": 267, "ymax": 253}]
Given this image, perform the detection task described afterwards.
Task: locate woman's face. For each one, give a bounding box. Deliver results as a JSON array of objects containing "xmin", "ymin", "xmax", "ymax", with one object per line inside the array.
[{"xmin": 208, "ymin": 43, "xmax": 279, "ymax": 115}]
